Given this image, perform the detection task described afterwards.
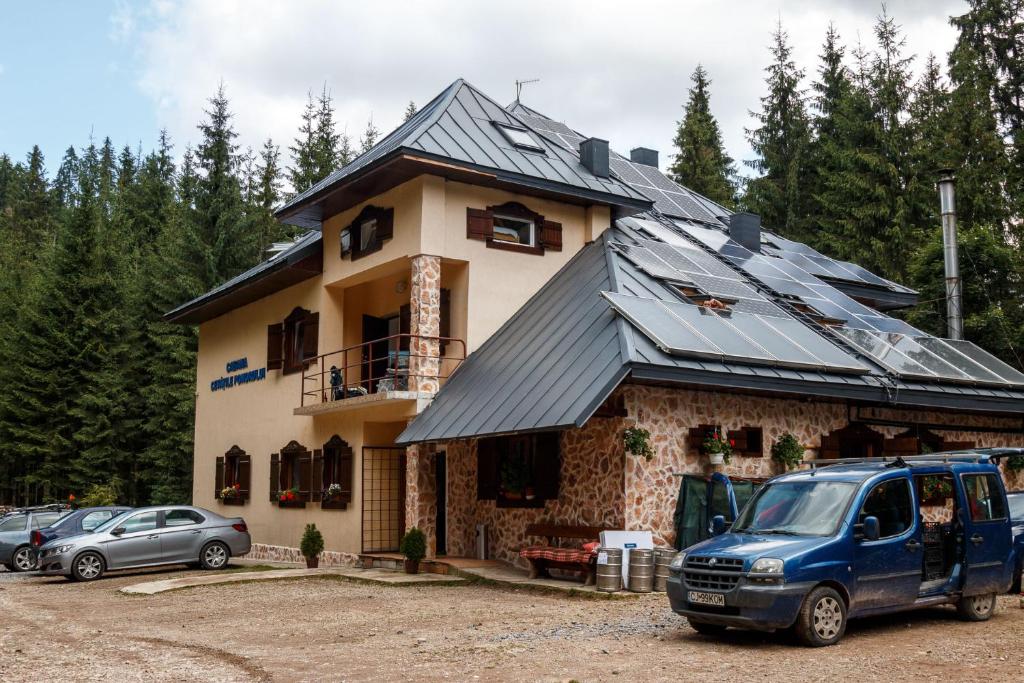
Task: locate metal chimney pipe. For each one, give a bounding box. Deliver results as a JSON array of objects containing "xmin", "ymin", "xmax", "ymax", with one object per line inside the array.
[{"xmin": 937, "ymin": 170, "xmax": 963, "ymax": 340}]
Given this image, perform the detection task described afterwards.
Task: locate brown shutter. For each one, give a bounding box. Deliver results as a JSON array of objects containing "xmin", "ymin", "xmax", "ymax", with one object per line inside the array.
[
  {"xmin": 339, "ymin": 446, "xmax": 354, "ymax": 504},
  {"xmin": 302, "ymin": 312, "xmax": 319, "ymax": 362},
  {"xmin": 439, "ymin": 288, "xmax": 451, "ymax": 355},
  {"xmin": 377, "ymin": 208, "xmax": 394, "ymax": 241},
  {"xmin": 298, "ymin": 450, "xmax": 312, "ymax": 502},
  {"xmin": 399, "ymin": 303, "xmax": 411, "ymax": 352},
  {"xmin": 311, "ymin": 449, "xmax": 323, "ymax": 502},
  {"xmin": 238, "ymin": 454, "xmax": 251, "ymax": 500},
  {"xmin": 539, "ymin": 220, "xmax": 562, "ymax": 251},
  {"xmin": 466, "ymin": 207, "xmax": 493, "ymax": 240},
  {"xmin": 534, "ymin": 432, "xmax": 561, "ymax": 501},
  {"xmin": 215, "ymin": 456, "xmax": 225, "ymax": 499},
  {"xmin": 269, "ymin": 453, "xmax": 280, "ymax": 501},
  {"xmin": 267, "ymin": 323, "xmax": 284, "ymax": 370},
  {"xmin": 477, "ymin": 438, "xmax": 498, "ymax": 500}
]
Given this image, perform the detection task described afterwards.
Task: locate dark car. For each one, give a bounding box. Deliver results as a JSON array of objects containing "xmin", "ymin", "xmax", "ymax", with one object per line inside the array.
[
  {"xmin": 1008, "ymin": 491, "xmax": 1024, "ymax": 593},
  {"xmin": 31, "ymin": 506, "xmax": 133, "ymax": 550}
]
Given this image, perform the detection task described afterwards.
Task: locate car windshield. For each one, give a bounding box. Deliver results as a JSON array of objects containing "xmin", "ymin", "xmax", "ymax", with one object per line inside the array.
[
  {"xmin": 732, "ymin": 480, "xmax": 858, "ymax": 536},
  {"xmin": 49, "ymin": 512, "xmax": 79, "ymax": 529},
  {"xmin": 1008, "ymin": 493, "xmax": 1024, "ymax": 522},
  {"xmin": 91, "ymin": 510, "xmax": 133, "ymax": 534}
]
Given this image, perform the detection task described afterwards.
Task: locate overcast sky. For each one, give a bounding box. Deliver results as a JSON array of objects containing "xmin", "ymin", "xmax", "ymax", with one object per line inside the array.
[{"xmin": 0, "ymin": 0, "xmax": 966, "ymax": 181}]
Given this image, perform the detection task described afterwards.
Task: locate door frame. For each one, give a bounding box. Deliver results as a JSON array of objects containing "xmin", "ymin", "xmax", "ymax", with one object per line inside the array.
[{"xmin": 360, "ymin": 446, "xmax": 407, "ymax": 554}]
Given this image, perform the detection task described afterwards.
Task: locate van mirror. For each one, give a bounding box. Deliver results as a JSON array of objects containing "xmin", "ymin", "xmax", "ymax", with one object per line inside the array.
[
  {"xmin": 711, "ymin": 515, "xmax": 727, "ymax": 536},
  {"xmin": 862, "ymin": 516, "xmax": 880, "ymax": 542}
]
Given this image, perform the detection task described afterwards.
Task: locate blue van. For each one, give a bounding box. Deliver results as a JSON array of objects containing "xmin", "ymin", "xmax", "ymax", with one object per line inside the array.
[{"xmin": 666, "ymin": 449, "xmax": 1019, "ymax": 646}]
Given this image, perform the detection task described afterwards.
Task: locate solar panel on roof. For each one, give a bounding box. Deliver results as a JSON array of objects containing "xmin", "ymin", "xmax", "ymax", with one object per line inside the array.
[
  {"xmin": 602, "ymin": 292, "xmax": 720, "ymax": 358},
  {"xmin": 615, "ymin": 244, "xmax": 691, "ymax": 283},
  {"xmin": 912, "ymin": 337, "xmax": 1005, "ymax": 384},
  {"xmin": 925, "ymin": 338, "xmax": 1024, "ymax": 385},
  {"xmin": 833, "ymin": 327, "xmax": 938, "ymax": 379}
]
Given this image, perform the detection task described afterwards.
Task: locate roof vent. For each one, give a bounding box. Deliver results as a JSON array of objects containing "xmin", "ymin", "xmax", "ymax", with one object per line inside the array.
[
  {"xmin": 630, "ymin": 147, "xmax": 658, "ymax": 168},
  {"xmin": 579, "ymin": 138, "xmax": 610, "ymax": 178},
  {"xmin": 729, "ymin": 212, "xmax": 761, "ymax": 252}
]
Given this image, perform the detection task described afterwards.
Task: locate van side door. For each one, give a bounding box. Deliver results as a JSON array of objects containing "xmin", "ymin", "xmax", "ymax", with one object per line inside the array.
[
  {"xmin": 959, "ymin": 472, "xmax": 1013, "ymax": 596},
  {"xmin": 851, "ymin": 475, "xmax": 922, "ymax": 610}
]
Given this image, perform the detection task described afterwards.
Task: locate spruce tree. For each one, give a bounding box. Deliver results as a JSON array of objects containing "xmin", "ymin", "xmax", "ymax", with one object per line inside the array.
[
  {"xmin": 403, "ymin": 101, "xmax": 418, "ymax": 122},
  {"xmin": 668, "ymin": 65, "xmax": 736, "ymax": 206},
  {"xmin": 359, "ymin": 115, "xmax": 380, "ymax": 154}
]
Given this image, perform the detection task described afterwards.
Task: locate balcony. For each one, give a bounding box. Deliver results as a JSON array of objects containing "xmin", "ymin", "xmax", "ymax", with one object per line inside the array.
[{"xmin": 295, "ymin": 334, "xmax": 466, "ymax": 416}]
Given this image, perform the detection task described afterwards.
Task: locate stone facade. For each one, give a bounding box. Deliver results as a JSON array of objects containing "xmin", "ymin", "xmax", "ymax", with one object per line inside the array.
[
  {"xmin": 404, "ymin": 442, "xmax": 438, "ymax": 554},
  {"xmin": 243, "ymin": 543, "xmax": 359, "ymax": 567},
  {"xmin": 433, "ymin": 383, "xmax": 1024, "ymax": 563},
  {"xmin": 408, "ymin": 254, "xmax": 442, "ymax": 394}
]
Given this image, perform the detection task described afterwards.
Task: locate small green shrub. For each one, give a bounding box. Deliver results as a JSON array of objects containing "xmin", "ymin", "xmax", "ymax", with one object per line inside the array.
[
  {"xmin": 79, "ymin": 482, "xmax": 119, "ymax": 507},
  {"xmin": 623, "ymin": 426, "xmax": 655, "ymax": 461},
  {"xmin": 400, "ymin": 527, "xmax": 427, "ymax": 562},
  {"xmin": 770, "ymin": 433, "xmax": 805, "ymax": 470},
  {"xmin": 1007, "ymin": 455, "xmax": 1024, "ymax": 472},
  {"xmin": 300, "ymin": 523, "xmax": 324, "ymax": 559}
]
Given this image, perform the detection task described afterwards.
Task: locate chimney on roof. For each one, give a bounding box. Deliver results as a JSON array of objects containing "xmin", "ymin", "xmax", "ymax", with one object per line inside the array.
[
  {"xmin": 579, "ymin": 138, "xmax": 610, "ymax": 178},
  {"xmin": 729, "ymin": 212, "xmax": 761, "ymax": 252},
  {"xmin": 630, "ymin": 147, "xmax": 658, "ymax": 168}
]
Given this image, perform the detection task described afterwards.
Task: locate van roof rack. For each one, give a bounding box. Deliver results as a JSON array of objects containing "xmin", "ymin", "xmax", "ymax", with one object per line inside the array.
[{"xmin": 804, "ymin": 447, "xmax": 1024, "ymax": 469}]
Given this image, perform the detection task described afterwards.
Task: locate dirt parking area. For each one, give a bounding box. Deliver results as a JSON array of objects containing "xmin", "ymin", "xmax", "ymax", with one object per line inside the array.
[{"xmin": 1, "ymin": 566, "xmax": 1023, "ymax": 682}]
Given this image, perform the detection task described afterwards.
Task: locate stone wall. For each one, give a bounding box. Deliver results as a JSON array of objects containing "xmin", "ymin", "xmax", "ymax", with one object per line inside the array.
[{"xmin": 243, "ymin": 543, "xmax": 359, "ymax": 567}]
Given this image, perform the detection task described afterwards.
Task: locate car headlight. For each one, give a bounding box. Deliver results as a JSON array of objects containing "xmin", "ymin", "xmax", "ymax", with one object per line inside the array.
[
  {"xmin": 54, "ymin": 544, "xmax": 76, "ymax": 554},
  {"xmin": 750, "ymin": 557, "xmax": 784, "ymax": 574},
  {"xmin": 669, "ymin": 551, "xmax": 687, "ymax": 571}
]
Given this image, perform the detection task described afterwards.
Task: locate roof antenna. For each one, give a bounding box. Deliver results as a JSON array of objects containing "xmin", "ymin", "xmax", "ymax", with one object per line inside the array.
[{"xmin": 515, "ymin": 78, "xmax": 540, "ymax": 104}]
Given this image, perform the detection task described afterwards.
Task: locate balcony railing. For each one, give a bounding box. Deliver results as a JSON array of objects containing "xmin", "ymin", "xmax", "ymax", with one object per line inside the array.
[{"xmin": 300, "ymin": 334, "xmax": 466, "ymax": 409}]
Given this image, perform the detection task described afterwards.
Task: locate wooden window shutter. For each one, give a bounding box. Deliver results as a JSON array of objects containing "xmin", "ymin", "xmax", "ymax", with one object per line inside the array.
[
  {"xmin": 302, "ymin": 312, "xmax": 319, "ymax": 362},
  {"xmin": 466, "ymin": 207, "xmax": 494, "ymax": 241},
  {"xmin": 440, "ymin": 288, "xmax": 451, "ymax": 354},
  {"xmin": 269, "ymin": 453, "xmax": 280, "ymax": 501},
  {"xmin": 539, "ymin": 220, "xmax": 562, "ymax": 251},
  {"xmin": 339, "ymin": 446, "xmax": 354, "ymax": 504},
  {"xmin": 298, "ymin": 450, "xmax": 312, "ymax": 502},
  {"xmin": 399, "ymin": 303, "xmax": 411, "ymax": 352},
  {"xmin": 238, "ymin": 454, "xmax": 251, "ymax": 500},
  {"xmin": 215, "ymin": 456, "xmax": 225, "ymax": 499},
  {"xmin": 267, "ymin": 323, "xmax": 284, "ymax": 370},
  {"xmin": 377, "ymin": 207, "xmax": 394, "ymax": 241},
  {"xmin": 477, "ymin": 439, "xmax": 498, "ymax": 500},
  {"xmin": 534, "ymin": 432, "xmax": 561, "ymax": 501},
  {"xmin": 311, "ymin": 449, "xmax": 323, "ymax": 502}
]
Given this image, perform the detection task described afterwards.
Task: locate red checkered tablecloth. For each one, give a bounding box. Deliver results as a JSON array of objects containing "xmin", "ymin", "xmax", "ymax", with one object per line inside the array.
[{"xmin": 519, "ymin": 546, "xmax": 596, "ymax": 563}]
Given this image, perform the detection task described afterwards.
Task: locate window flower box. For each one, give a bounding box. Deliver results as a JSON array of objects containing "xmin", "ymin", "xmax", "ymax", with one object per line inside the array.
[
  {"xmin": 277, "ymin": 488, "xmax": 306, "ymax": 509},
  {"xmin": 219, "ymin": 484, "xmax": 246, "ymax": 505},
  {"xmin": 321, "ymin": 484, "xmax": 349, "ymax": 510}
]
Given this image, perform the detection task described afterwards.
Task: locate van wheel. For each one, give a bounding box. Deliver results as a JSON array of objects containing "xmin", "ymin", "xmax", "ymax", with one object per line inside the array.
[
  {"xmin": 687, "ymin": 618, "xmax": 727, "ymax": 636},
  {"xmin": 795, "ymin": 586, "xmax": 847, "ymax": 647},
  {"xmin": 200, "ymin": 542, "xmax": 230, "ymax": 570},
  {"xmin": 11, "ymin": 546, "xmax": 37, "ymax": 572},
  {"xmin": 956, "ymin": 593, "xmax": 996, "ymax": 621},
  {"xmin": 71, "ymin": 552, "xmax": 105, "ymax": 582}
]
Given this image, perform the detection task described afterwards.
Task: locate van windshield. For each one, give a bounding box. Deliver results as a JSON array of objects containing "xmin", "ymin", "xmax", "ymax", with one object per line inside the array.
[{"xmin": 732, "ymin": 480, "xmax": 857, "ymax": 537}]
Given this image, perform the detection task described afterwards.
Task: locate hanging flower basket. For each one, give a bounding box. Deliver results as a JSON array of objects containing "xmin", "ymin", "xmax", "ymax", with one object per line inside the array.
[{"xmin": 701, "ymin": 430, "xmax": 733, "ymax": 465}]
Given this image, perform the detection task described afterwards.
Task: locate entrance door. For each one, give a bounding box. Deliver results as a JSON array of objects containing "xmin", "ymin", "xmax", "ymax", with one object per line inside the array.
[
  {"xmin": 435, "ymin": 451, "xmax": 447, "ymax": 556},
  {"xmin": 361, "ymin": 315, "xmax": 391, "ymax": 392},
  {"xmin": 361, "ymin": 446, "xmax": 406, "ymax": 553}
]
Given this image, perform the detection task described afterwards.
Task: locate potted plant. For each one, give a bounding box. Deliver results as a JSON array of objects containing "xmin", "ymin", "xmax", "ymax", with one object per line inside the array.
[
  {"xmin": 623, "ymin": 426, "xmax": 655, "ymax": 461},
  {"xmin": 1007, "ymin": 455, "xmax": 1024, "ymax": 473},
  {"xmin": 400, "ymin": 527, "xmax": 426, "ymax": 574},
  {"xmin": 300, "ymin": 523, "xmax": 324, "ymax": 569},
  {"xmin": 278, "ymin": 487, "xmax": 304, "ymax": 508},
  {"xmin": 702, "ymin": 429, "xmax": 733, "ymax": 465},
  {"xmin": 323, "ymin": 483, "xmax": 343, "ymax": 500},
  {"xmin": 220, "ymin": 483, "xmax": 242, "ymax": 504},
  {"xmin": 770, "ymin": 432, "xmax": 805, "ymax": 471}
]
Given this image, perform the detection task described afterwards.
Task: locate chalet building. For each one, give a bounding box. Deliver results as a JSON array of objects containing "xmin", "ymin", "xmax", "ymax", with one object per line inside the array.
[{"xmin": 168, "ymin": 79, "xmax": 1024, "ymax": 566}]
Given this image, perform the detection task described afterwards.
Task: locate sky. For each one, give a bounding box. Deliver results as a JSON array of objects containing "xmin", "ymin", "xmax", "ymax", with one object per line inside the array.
[{"xmin": 0, "ymin": 0, "xmax": 966, "ymax": 182}]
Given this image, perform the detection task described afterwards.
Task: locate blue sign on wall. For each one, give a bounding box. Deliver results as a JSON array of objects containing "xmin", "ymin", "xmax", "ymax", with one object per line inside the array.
[{"xmin": 211, "ymin": 357, "xmax": 266, "ymax": 392}]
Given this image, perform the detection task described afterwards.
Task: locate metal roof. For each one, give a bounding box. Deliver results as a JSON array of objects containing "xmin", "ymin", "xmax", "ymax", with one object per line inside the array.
[{"xmin": 276, "ymin": 79, "xmax": 650, "ymax": 228}]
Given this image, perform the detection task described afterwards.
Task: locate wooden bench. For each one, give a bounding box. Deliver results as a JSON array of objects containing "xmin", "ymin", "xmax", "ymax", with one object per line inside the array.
[{"xmin": 519, "ymin": 524, "xmax": 605, "ymax": 585}]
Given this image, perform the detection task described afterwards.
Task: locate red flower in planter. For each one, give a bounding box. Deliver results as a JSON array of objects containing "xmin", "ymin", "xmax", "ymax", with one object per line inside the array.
[
  {"xmin": 729, "ymin": 439, "xmax": 735, "ymax": 447},
  {"xmin": 287, "ymin": 491, "xmax": 295, "ymax": 501}
]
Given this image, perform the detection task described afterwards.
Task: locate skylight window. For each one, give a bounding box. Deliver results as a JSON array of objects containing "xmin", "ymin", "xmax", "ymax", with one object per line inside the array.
[{"xmin": 494, "ymin": 122, "xmax": 545, "ymax": 152}]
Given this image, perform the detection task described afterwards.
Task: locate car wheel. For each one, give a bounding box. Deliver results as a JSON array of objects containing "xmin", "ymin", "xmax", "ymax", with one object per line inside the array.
[
  {"xmin": 687, "ymin": 618, "xmax": 727, "ymax": 636},
  {"xmin": 71, "ymin": 552, "xmax": 105, "ymax": 582},
  {"xmin": 795, "ymin": 586, "xmax": 847, "ymax": 647},
  {"xmin": 956, "ymin": 592, "xmax": 996, "ymax": 621},
  {"xmin": 200, "ymin": 542, "xmax": 230, "ymax": 570},
  {"xmin": 11, "ymin": 546, "xmax": 37, "ymax": 572}
]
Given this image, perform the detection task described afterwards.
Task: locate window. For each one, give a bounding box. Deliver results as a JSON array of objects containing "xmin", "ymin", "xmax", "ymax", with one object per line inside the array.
[
  {"xmin": 165, "ymin": 510, "xmax": 205, "ymax": 527},
  {"xmin": 267, "ymin": 307, "xmax": 319, "ymax": 374},
  {"xmin": 316, "ymin": 436, "xmax": 354, "ymax": 509},
  {"xmin": 120, "ymin": 511, "xmax": 158, "ymax": 534},
  {"xmin": 476, "ymin": 432, "xmax": 560, "ymax": 508},
  {"xmin": 0, "ymin": 515, "xmax": 26, "ymax": 532},
  {"xmin": 271, "ymin": 441, "xmax": 312, "ymax": 504},
  {"xmin": 341, "ymin": 205, "xmax": 394, "ymax": 260},
  {"xmin": 466, "ymin": 202, "xmax": 561, "ymax": 255},
  {"xmin": 493, "ymin": 122, "xmax": 545, "ymax": 152},
  {"xmin": 32, "ymin": 512, "xmax": 61, "ymax": 529},
  {"xmin": 215, "ymin": 446, "xmax": 251, "ymax": 502},
  {"xmin": 81, "ymin": 511, "xmax": 113, "ymax": 531},
  {"xmin": 859, "ymin": 478, "xmax": 913, "ymax": 538},
  {"xmin": 963, "ymin": 473, "xmax": 1007, "ymax": 522}
]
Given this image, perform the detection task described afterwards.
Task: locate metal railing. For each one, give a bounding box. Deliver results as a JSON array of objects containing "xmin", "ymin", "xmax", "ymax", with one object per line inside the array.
[{"xmin": 300, "ymin": 334, "xmax": 466, "ymax": 408}]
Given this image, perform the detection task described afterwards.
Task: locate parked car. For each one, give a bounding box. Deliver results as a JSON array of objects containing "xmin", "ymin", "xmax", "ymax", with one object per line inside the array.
[
  {"xmin": 31, "ymin": 506, "xmax": 133, "ymax": 550},
  {"xmin": 1008, "ymin": 490, "xmax": 1024, "ymax": 593},
  {"xmin": 0, "ymin": 505, "xmax": 72, "ymax": 572},
  {"xmin": 36, "ymin": 505, "xmax": 251, "ymax": 581},
  {"xmin": 666, "ymin": 450, "xmax": 1018, "ymax": 646}
]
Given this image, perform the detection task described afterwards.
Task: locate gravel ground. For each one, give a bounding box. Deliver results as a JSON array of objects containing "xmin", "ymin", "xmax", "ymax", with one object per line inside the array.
[{"xmin": 2, "ymin": 565, "xmax": 1023, "ymax": 682}]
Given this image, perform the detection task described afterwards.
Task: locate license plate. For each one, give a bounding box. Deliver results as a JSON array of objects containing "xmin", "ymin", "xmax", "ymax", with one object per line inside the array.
[{"xmin": 688, "ymin": 591, "xmax": 725, "ymax": 607}]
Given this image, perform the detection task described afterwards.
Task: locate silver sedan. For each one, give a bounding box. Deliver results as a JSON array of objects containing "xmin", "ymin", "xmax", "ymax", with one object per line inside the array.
[{"xmin": 36, "ymin": 505, "xmax": 251, "ymax": 581}]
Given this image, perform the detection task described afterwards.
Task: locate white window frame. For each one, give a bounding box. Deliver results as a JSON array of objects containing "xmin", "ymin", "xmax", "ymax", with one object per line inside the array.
[{"xmin": 492, "ymin": 213, "xmax": 536, "ymax": 247}]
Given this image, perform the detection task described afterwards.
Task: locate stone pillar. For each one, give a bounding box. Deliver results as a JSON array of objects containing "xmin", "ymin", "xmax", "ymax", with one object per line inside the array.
[
  {"xmin": 404, "ymin": 443, "xmax": 437, "ymax": 557},
  {"xmin": 408, "ymin": 254, "xmax": 442, "ymax": 394}
]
